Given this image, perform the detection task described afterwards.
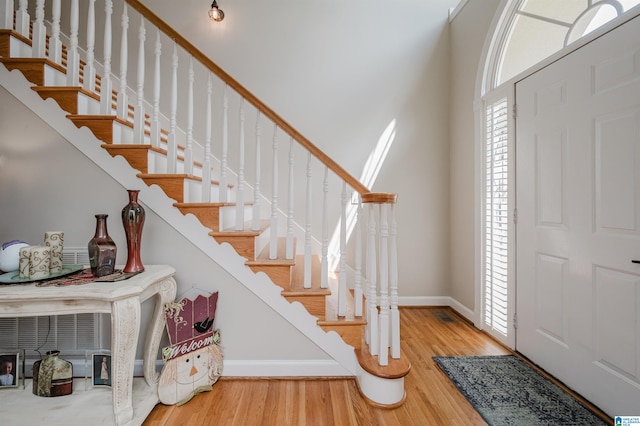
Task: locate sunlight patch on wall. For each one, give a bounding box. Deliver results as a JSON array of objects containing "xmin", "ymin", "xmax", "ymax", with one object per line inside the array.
[{"xmin": 328, "ymin": 119, "xmax": 397, "ymax": 272}]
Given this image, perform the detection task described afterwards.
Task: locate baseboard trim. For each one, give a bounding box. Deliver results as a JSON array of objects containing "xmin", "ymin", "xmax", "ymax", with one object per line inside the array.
[
  {"xmin": 221, "ymin": 359, "xmax": 353, "ymax": 377},
  {"xmin": 398, "ymin": 296, "xmax": 476, "ymax": 324}
]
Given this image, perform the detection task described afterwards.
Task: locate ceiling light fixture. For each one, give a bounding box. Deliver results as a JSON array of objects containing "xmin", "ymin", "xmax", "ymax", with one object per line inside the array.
[{"xmin": 208, "ymin": 0, "xmax": 224, "ymax": 22}]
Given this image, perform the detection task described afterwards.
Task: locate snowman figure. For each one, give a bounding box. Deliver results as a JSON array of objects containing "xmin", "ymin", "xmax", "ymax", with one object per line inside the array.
[
  {"xmin": 158, "ymin": 292, "xmax": 222, "ymax": 406},
  {"xmin": 158, "ymin": 342, "xmax": 222, "ymax": 405}
]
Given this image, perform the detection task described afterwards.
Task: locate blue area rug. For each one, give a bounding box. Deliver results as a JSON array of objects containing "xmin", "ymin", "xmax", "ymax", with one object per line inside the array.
[{"xmin": 433, "ymin": 355, "xmax": 609, "ymax": 426}]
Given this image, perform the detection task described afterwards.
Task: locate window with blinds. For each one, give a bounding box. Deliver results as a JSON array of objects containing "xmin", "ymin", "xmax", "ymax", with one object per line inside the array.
[
  {"xmin": 484, "ymin": 98, "xmax": 509, "ymax": 337},
  {"xmin": 0, "ymin": 248, "xmax": 100, "ymax": 367}
]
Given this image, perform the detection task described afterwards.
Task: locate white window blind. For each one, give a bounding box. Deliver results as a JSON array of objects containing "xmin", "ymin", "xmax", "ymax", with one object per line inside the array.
[
  {"xmin": 0, "ymin": 248, "xmax": 100, "ymax": 363},
  {"xmin": 484, "ymin": 98, "xmax": 509, "ymax": 336}
]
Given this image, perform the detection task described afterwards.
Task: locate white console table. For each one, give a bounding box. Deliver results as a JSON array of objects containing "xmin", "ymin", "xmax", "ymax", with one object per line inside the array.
[{"xmin": 0, "ymin": 265, "xmax": 177, "ymax": 426}]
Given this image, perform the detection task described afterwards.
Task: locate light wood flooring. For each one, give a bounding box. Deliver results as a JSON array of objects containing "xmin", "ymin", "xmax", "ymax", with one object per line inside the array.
[{"xmin": 143, "ymin": 307, "xmax": 611, "ymax": 426}]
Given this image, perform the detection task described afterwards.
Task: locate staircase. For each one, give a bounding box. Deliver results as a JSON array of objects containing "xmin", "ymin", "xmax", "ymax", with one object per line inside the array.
[{"xmin": 0, "ymin": 0, "xmax": 410, "ymax": 407}]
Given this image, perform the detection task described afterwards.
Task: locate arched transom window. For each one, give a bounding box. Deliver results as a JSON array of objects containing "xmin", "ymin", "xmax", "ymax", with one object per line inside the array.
[{"xmin": 492, "ymin": 0, "xmax": 640, "ymax": 88}]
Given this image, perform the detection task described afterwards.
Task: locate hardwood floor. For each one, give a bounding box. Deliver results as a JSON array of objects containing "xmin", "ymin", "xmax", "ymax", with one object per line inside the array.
[{"xmin": 143, "ymin": 307, "xmax": 609, "ymax": 426}]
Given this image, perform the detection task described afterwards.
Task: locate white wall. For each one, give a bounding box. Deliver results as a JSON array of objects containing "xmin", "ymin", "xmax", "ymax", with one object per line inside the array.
[
  {"xmin": 0, "ymin": 86, "xmax": 328, "ymax": 363},
  {"xmin": 449, "ymin": 0, "xmax": 501, "ymax": 311},
  {"xmin": 140, "ymin": 0, "xmax": 460, "ymax": 300}
]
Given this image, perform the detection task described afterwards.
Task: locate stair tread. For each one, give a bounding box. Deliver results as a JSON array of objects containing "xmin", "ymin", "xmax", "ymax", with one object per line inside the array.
[
  {"xmin": 102, "ymin": 144, "xmax": 165, "ymax": 154},
  {"xmin": 138, "ymin": 173, "xmax": 202, "ymax": 181},
  {"xmin": 355, "ymin": 346, "xmax": 411, "ymax": 380},
  {"xmin": 0, "ymin": 56, "xmax": 66, "ymax": 73},
  {"xmin": 32, "ymin": 85, "xmax": 99, "ymax": 101}
]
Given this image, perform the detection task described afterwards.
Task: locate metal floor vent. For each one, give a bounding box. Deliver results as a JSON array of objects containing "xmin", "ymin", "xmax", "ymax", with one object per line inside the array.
[{"xmin": 434, "ymin": 311, "xmax": 455, "ymax": 323}]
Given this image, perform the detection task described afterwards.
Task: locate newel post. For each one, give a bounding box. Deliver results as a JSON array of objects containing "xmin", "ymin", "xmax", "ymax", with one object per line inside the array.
[{"xmin": 362, "ymin": 192, "xmax": 399, "ymax": 365}]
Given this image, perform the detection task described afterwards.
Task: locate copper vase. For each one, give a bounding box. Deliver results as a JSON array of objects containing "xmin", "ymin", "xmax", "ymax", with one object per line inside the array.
[
  {"xmin": 88, "ymin": 214, "xmax": 117, "ymax": 277},
  {"xmin": 122, "ymin": 190, "xmax": 145, "ymax": 273}
]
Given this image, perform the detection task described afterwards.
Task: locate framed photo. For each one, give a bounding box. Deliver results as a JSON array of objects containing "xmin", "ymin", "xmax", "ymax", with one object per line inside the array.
[
  {"xmin": 86, "ymin": 349, "xmax": 111, "ymax": 389},
  {"xmin": 0, "ymin": 349, "xmax": 24, "ymax": 389}
]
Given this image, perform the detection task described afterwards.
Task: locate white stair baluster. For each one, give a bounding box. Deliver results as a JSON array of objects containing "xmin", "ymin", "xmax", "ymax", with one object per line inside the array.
[
  {"xmin": 150, "ymin": 30, "xmax": 161, "ymax": 147},
  {"xmin": 48, "ymin": 0, "xmax": 62, "ymax": 63},
  {"xmin": 184, "ymin": 57, "xmax": 194, "ymax": 174},
  {"xmin": 15, "ymin": 0, "xmax": 28, "ymax": 38},
  {"xmin": 390, "ymin": 202, "xmax": 400, "ymax": 358},
  {"xmin": 66, "ymin": 0, "xmax": 80, "ymax": 86},
  {"xmin": 116, "ymin": 5, "xmax": 129, "ymax": 119},
  {"xmin": 286, "ymin": 137, "xmax": 294, "ymax": 259},
  {"xmin": 0, "ymin": 0, "xmax": 13, "ymax": 30},
  {"xmin": 252, "ymin": 112, "xmax": 262, "ymax": 231},
  {"xmin": 320, "ymin": 166, "xmax": 329, "ymax": 289},
  {"xmin": 235, "ymin": 98, "xmax": 246, "ymax": 230},
  {"xmin": 202, "ymin": 73, "xmax": 213, "ymax": 203},
  {"xmin": 378, "ymin": 203, "xmax": 390, "ymax": 366},
  {"xmin": 82, "ymin": 0, "xmax": 96, "ymax": 91},
  {"xmin": 366, "ymin": 203, "xmax": 378, "ymax": 354},
  {"xmin": 354, "ymin": 196, "xmax": 363, "ymax": 317},
  {"xmin": 133, "ymin": 18, "xmax": 146, "ymax": 145},
  {"xmin": 100, "ymin": 0, "xmax": 113, "ymax": 115},
  {"xmin": 269, "ymin": 124, "xmax": 279, "ymax": 260},
  {"xmin": 338, "ymin": 182, "xmax": 348, "ymax": 317},
  {"xmin": 220, "ymin": 85, "xmax": 229, "ymax": 203},
  {"xmin": 167, "ymin": 42, "xmax": 178, "ymax": 173},
  {"xmin": 303, "ymin": 151, "xmax": 312, "ymax": 289},
  {"xmin": 32, "ymin": 0, "xmax": 46, "ymax": 58}
]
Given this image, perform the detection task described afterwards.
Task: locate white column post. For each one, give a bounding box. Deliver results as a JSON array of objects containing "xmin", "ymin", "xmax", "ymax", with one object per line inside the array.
[
  {"xmin": 354, "ymin": 197, "xmax": 363, "ymax": 317},
  {"xmin": 219, "ymin": 85, "xmax": 229, "ymax": 203},
  {"xmin": 184, "ymin": 57, "xmax": 194, "ymax": 174},
  {"xmin": 202, "ymin": 73, "xmax": 213, "ymax": 203},
  {"xmin": 150, "ymin": 29, "xmax": 161, "ymax": 146},
  {"xmin": 116, "ymin": 5, "xmax": 129, "ymax": 118},
  {"xmin": 286, "ymin": 137, "xmax": 294, "ymax": 259},
  {"xmin": 269, "ymin": 124, "xmax": 279, "ymax": 260},
  {"xmin": 167, "ymin": 42, "xmax": 178, "ymax": 173},
  {"xmin": 15, "ymin": 0, "xmax": 29, "ymax": 37},
  {"xmin": 235, "ymin": 99, "xmax": 246, "ymax": 230},
  {"xmin": 378, "ymin": 203, "xmax": 390, "ymax": 366},
  {"xmin": 338, "ymin": 182, "xmax": 348, "ymax": 317},
  {"xmin": 389, "ymin": 202, "xmax": 400, "ymax": 358},
  {"xmin": 252, "ymin": 112, "xmax": 262, "ymax": 231},
  {"xmin": 366, "ymin": 203, "xmax": 379, "ymax": 354},
  {"xmin": 66, "ymin": 0, "xmax": 80, "ymax": 86},
  {"xmin": 133, "ymin": 17, "xmax": 146, "ymax": 145},
  {"xmin": 0, "ymin": 0, "xmax": 13, "ymax": 30},
  {"xmin": 82, "ymin": 0, "xmax": 96, "ymax": 91},
  {"xmin": 100, "ymin": 0, "xmax": 113, "ymax": 114},
  {"xmin": 320, "ymin": 166, "xmax": 329, "ymax": 289},
  {"xmin": 48, "ymin": 0, "xmax": 62, "ymax": 64},
  {"xmin": 303, "ymin": 151, "xmax": 313, "ymax": 288},
  {"xmin": 32, "ymin": 0, "xmax": 46, "ymax": 58}
]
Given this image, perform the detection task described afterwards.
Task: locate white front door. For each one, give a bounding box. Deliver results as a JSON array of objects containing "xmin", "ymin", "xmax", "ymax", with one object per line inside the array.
[{"xmin": 516, "ymin": 15, "xmax": 640, "ymax": 416}]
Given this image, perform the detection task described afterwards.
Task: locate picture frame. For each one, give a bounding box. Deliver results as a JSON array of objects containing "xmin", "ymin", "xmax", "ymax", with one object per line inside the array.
[
  {"xmin": 0, "ymin": 349, "xmax": 24, "ymax": 389},
  {"xmin": 85, "ymin": 349, "xmax": 112, "ymax": 389}
]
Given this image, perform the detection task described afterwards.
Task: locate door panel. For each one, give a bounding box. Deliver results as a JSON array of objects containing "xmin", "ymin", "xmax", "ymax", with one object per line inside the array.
[{"xmin": 516, "ymin": 15, "xmax": 640, "ymax": 416}]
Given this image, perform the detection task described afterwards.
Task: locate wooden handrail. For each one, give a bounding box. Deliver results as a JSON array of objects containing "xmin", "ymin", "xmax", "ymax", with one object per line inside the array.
[{"xmin": 126, "ymin": 0, "xmax": 371, "ymax": 195}]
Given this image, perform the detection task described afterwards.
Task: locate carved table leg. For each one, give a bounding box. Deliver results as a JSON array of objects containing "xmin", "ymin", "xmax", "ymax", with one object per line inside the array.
[
  {"xmin": 111, "ymin": 296, "xmax": 141, "ymax": 426},
  {"xmin": 143, "ymin": 277, "xmax": 177, "ymax": 385}
]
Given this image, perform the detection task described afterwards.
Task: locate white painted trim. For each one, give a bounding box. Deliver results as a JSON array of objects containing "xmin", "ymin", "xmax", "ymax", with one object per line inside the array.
[
  {"xmin": 136, "ymin": 359, "xmax": 352, "ymax": 377},
  {"xmin": 397, "ymin": 296, "xmax": 451, "ymax": 306},
  {"xmin": 356, "ymin": 363, "xmax": 405, "ymax": 406},
  {"xmin": 397, "ymin": 296, "xmax": 477, "ymax": 325},
  {"xmin": 449, "ymin": 0, "xmax": 470, "ymax": 22},
  {"xmin": 221, "ymin": 360, "xmax": 352, "ymax": 377}
]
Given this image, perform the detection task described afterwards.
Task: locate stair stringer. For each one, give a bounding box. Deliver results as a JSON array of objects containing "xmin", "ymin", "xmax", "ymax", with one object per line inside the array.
[{"xmin": 0, "ymin": 63, "xmax": 358, "ymax": 377}]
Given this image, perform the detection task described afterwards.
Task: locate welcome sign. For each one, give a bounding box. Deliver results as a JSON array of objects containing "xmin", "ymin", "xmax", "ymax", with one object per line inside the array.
[{"xmin": 162, "ymin": 292, "xmax": 219, "ymax": 362}]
